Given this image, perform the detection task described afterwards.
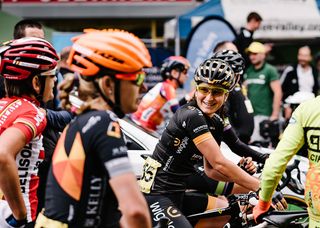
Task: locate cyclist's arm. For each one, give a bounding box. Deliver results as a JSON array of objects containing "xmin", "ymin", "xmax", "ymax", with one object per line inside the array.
[
  {"xmin": 110, "ymin": 173, "xmax": 151, "ymax": 228},
  {"xmin": 223, "ymin": 127, "xmax": 268, "ymax": 163},
  {"xmin": 0, "ymin": 127, "xmax": 27, "ymax": 220},
  {"xmin": 198, "ymin": 137, "xmax": 259, "ymax": 192},
  {"xmin": 270, "ymin": 80, "xmax": 282, "ymax": 120},
  {"xmin": 178, "ymin": 90, "xmax": 195, "ymax": 106},
  {"xmin": 203, "ymin": 158, "xmax": 229, "ymax": 180},
  {"xmin": 45, "ymin": 109, "xmax": 73, "ymax": 131},
  {"xmin": 168, "ymin": 98, "xmax": 180, "ymax": 113},
  {"xmin": 259, "ymin": 116, "xmax": 304, "ymax": 202},
  {"xmin": 227, "ymin": 89, "xmax": 254, "ymax": 143},
  {"xmin": 94, "ymin": 115, "xmax": 151, "ymax": 228}
]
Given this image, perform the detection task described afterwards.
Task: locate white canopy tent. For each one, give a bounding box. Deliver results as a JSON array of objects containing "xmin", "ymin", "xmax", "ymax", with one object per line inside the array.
[
  {"xmin": 165, "ymin": 0, "xmax": 320, "ymax": 54},
  {"xmin": 223, "ymin": 0, "xmax": 320, "ymax": 40}
]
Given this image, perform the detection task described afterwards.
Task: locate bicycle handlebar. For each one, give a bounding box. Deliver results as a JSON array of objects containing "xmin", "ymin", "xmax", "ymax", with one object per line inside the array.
[
  {"xmin": 227, "ymin": 191, "xmax": 258, "ymax": 206},
  {"xmin": 256, "ymin": 158, "xmax": 301, "ymax": 192},
  {"xmin": 187, "ymin": 192, "xmax": 258, "ymax": 221},
  {"xmin": 278, "ymin": 159, "xmax": 300, "ymax": 190}
]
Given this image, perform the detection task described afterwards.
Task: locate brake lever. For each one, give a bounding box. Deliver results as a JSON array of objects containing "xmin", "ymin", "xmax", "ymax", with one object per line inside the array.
[{"xmin": 256, "ymin": 162, "xmax": 264, "ymax": 174}]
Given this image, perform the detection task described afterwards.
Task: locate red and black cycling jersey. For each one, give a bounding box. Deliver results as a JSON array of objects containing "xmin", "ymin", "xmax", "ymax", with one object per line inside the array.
[
  {"xmin": 43, "ymin": 110, "xmax": 133, "ymax": 227},
  {"xmin": 142, "ymin": 100, "xmax": 224, "ymax": 194}
]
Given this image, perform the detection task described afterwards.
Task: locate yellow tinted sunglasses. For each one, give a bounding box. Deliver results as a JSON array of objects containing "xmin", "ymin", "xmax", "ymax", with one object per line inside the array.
[
  {"xmin": 197, "ymin": 85, "xmax": 228, "ymax": 96},
  {"xmin": 115, "ymin": 71, "xmax": 146, "ymax": 87}
]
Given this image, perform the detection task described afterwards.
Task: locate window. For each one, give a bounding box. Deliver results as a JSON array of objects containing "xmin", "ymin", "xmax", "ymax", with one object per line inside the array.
[{"xmin": 123, "ymin": 133, "xmax": 144, "ymax": 150}]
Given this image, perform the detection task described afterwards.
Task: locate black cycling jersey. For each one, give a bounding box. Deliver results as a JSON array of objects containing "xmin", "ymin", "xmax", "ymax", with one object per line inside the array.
[
  {"xmin": 223, "ymin": 126, "xmax": 268, "ymax": 163},
  {"xmin": 141, "ymin": 100, "xmax": 267, "ymax": 227},
  {"xmin": 225, "ymin": 85, "xmax": 254, "ymax": 144},
  {"xmin": 44, "ymin": 110, "xmax": 132, "ymax": 228},
  {"xmin": 140, "ymin": 100, "xmax": 225, "ymax": 194}
]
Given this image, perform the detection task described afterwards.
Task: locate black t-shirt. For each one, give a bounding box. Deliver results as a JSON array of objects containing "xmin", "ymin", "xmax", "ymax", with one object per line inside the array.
[
  {"xmin": 225, "ymin": 85, "xmax": 254, "ymax": 143},
  {"xmin": 143, "ymin": 100, "xmax": 224, "ymax": 194},
  {"xmin": 234, "ymin": 27, "xmax": 254, "ymax": 70},
  {"xmin": 44, "ymin": 110, "xmax": 132, "ymax": 227}
]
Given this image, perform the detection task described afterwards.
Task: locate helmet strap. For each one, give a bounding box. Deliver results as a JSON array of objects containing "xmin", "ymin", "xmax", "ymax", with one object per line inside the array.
[
  {"xmin": 173, "ymin": 71, "xmax": 183, "ymax": 88},
  {"xmin": 92, "ymin": 78, "xmax": 125, "ymax": 118},
  {"xmin": 113, "ymin": 79, "xmax": 125, "ymax": 118}
]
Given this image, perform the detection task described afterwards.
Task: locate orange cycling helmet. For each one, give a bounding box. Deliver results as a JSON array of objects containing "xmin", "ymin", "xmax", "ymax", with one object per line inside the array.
[{"xmin": 67, "ymin": 29, "xmax": 152, "ymax": 78}]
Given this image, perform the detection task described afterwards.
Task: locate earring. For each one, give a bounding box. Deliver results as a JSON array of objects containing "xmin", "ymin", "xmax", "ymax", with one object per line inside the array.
[{"xmin": 109, "ymin": 90, "xmax": 112, "ymax": 95}]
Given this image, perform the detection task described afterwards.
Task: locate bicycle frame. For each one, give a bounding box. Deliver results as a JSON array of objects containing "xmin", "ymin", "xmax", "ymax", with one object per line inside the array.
[
  {"xmin": 187, "ymin": 193, "xmax": 257, "ymax": 227},
  {"xmin": 186, "ymin": 192, "xmax": 308, "ymax": 228}
]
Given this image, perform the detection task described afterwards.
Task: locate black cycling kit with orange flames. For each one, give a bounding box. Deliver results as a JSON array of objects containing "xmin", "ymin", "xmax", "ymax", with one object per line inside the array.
[{"xmin": 43, "ymin": 110, "xmax": 132, "ymax": 228}]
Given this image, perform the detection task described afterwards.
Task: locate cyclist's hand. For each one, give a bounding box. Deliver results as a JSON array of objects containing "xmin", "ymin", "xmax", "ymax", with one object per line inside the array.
[
  {"xmin": 271, "ymin": 191, "xmax": 287, "ymax": 211},
  {"xmin": 239, "ymin": 157, "xmax": 257, "ymax": 175},
  {"xmin": 253, "ymin": 199, "xmax": 271, "ymax": 223},
  {"xmin": 5, "ymin": 214, "xmax": 27, "ymax": 227},
  {"xmin": 269, "ymin": 116, "xmax": 278, "ymax": 121}
]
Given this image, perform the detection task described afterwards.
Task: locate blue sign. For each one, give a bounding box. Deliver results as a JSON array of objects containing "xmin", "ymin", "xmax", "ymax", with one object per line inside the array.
[
  {"xmin": 184, "ymin": 16, "xmax": 236, "ymax": 92},
  {"xmin": 52, "ymin": 32, "xmax": 82, "ymax": 53}
]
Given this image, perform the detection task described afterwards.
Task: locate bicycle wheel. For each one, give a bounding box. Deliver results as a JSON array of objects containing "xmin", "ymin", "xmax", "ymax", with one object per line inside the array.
[
  {"xmin": 284, "ymin": 195, "xmax": 308, "ymax": 227},
  {"xmin": 284, "ymin": 195, "xmax": 307, "ymax": 211}
]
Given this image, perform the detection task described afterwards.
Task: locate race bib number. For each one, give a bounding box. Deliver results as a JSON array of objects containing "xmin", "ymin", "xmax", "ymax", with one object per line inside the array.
[
  {"xmin": 139, "ymin": 157, "xmax": 161, "ymax": 193},
  {"xmin": 244, "ymin": 99, "xmax": 254, "ymax": 114}
]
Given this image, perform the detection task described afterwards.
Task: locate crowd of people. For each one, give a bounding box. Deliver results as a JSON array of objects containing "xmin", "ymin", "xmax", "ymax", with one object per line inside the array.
[{"xmin": 0, "ymin": 16, "xmax": 319, "ymax": 228}]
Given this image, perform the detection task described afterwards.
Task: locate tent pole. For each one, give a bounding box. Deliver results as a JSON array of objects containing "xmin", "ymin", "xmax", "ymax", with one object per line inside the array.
[
  {"xmin": 151, "ymin": 20, "xmax": 157, "ymax": 48},
  {"xmin": 175, "ymin": 15, "xmax": 180, "ymax": 56}
]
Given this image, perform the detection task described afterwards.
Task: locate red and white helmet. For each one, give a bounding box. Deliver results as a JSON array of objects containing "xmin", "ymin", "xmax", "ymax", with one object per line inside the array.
[
  {"xmin": 0, "ymin": 37, "xmax": 59, "ymax": 80},
  {"xmin": 160, "ymin": 56, "xmax": 190, "ymax": 80}
]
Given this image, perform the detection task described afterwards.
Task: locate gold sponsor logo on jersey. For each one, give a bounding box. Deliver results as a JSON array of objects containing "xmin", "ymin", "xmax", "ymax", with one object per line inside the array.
[
  {"xmin": 106, "ymin": 121, "xmax": 121, "ymax": 138},
  {"xmin": 167, "ymin": 206, "xmax": 181, "ymax": 218},
  {"xmin": 173, "ymin": 138, "xmax": 180, "ymax": 146}
]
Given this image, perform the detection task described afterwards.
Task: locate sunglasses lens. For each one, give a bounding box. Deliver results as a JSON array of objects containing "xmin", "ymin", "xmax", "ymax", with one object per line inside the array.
[
  {"xmin": 211, "ymin": 88, "xmax": 225, "ymax": 95},
  {"xmin": 135, "ymin": 72, "xmax": 145, "ymax": 86},
  {"xmin": 197, "ymin": 86, "xmax": 226, "ymax": 96},
  {"xmin": 198, "ymin": 87, "xmax": 210, "ymax": 95},
  {"xmin": 115, "ymin": 72, "xmax": 146, "ymax": 86}
]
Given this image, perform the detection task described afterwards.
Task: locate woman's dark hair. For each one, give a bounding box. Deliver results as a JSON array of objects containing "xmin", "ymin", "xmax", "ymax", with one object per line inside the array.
[
  {"xmin": 4, "ymin": 75, "xmax": 46, "ymax": 98},
  {"xmin": 213, "ymin": 41, "xmax": 230, "ymax": 53}
]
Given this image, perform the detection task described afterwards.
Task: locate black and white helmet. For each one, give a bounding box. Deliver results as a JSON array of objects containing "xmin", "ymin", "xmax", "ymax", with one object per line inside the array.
[
  {"xmin": 211, "ymin": 50, "xmax": 245, "ymax": 74},
  {"xmin": 194, "ymin": 58, "xmax": 236, "ymax": 91}
]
